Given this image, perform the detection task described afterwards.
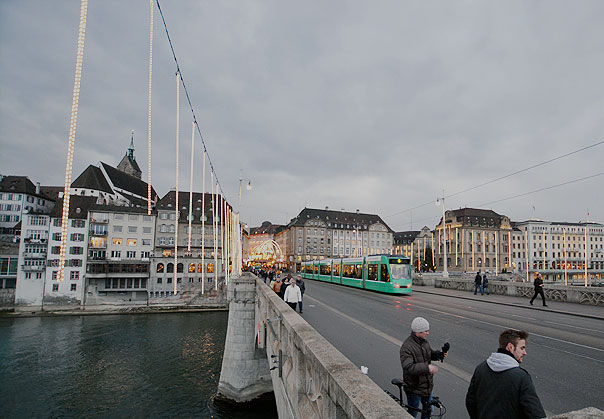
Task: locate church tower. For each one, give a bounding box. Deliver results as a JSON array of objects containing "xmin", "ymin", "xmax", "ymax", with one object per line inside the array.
[{"xmin": 117, "ymin": 131, "xmax": 142, "ymax": 179}]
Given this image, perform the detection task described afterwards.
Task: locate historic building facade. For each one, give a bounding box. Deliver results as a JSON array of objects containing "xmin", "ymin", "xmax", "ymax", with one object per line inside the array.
[
  {"xmin": 150, "ymin": 191, "xmax": 226, "ymax": 296},
  {"xmin": 431, "ymin": 208, "xmax": 514, "ymax": 273},
  {"xmin": 511, "ymin": 220, "xmax": 604, "ymax": 282},
  {"xmin": 393, "ymin": 226, "xmax": 433, "ymax": 270},
  {"xmin": 278, "ymin": 207, "xmax": 393, "ymax": 272}
]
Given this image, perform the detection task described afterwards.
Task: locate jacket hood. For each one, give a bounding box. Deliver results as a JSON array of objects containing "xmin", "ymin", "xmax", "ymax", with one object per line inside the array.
[{"xmin": 486, "ymin": 352, "xmax": 519, "ymax": 372}]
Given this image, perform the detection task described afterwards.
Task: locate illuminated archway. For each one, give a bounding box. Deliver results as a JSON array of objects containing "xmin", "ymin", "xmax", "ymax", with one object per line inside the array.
[{"xmin": 250, "ymin": 240, "xmax": 283, "ymax": 266}]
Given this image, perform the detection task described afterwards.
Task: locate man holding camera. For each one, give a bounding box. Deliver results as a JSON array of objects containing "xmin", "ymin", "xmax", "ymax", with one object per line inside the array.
[
  {"xmin": 400, "ymin": 317, "xmax": 449, "ymax": 419},
  {"xmin": 466, "ymin": 329, "xmax": 546, "ymax": 419}
]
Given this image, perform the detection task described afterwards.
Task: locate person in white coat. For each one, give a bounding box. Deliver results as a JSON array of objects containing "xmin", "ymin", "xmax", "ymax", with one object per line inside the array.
[{"xmin": 283, "ymin": 280, "xmax": 302, "ymax": 311}]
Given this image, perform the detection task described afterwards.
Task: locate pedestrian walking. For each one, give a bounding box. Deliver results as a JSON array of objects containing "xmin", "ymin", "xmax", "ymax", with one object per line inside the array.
[
  {"xmin": 466, "ymin": 329, "xmax": 546, "ymax": 419},
  {"xmin": 280, "ymin": 277, "xmax": 290, "ymax": 300},
  {"xmin": 400, "ymin": 317, "xmax": 449, "ymax": 419},
  {"xmin": 529, "ymin": 273, "xmax": 547, "ymax": 307},
  {"xmin": 272, "ymin": 278, "xmax": 282, "ymax": 296},
  {"xmin": 296, "ymin": 276, "xmax": 305, "ymax": 313},
  {"xmin": 284, "ymin": 280, "xmax": 302, "ymax": 311},
  {"xmin": 474, "ymin": 271, "xmax": 484, "ymax": 295},
  {"xmin": 482, "ymin": 272, "xmax": 490, "ymax": 295}
]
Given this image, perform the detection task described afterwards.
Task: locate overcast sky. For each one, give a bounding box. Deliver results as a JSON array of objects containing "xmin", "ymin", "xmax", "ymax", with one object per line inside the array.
[{"xmin": 1, "ymin": 1, "xmax": 603, "ymax": 231}]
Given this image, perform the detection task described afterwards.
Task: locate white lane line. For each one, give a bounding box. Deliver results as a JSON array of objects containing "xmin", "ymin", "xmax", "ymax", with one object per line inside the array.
[
  {"xmin": 403, "ymin": 302, "xmax": 604, "ymax": 354},
  {"xmin": 542, "ymin": 320, "xmax": 604, "ymax": 335},
  {"xmin": 305, "ymin": 295, "xmax": 473, "ymax": 383}
]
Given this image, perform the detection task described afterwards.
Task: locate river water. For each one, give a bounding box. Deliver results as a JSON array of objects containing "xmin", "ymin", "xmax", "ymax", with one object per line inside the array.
[{"xmin": 0, "ymin": 311, "xmax": 277, "ymax": 418}]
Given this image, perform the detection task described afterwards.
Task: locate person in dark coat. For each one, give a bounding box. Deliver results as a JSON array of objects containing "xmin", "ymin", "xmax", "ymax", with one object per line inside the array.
[
  {"xmin": 466, "ymin": 329, "xmax": 546, "ymax": 419},
  {"xmin": 399, "ymin": 317, "xmax": 448, "ymax": 418},
  {"xmin": 279, "ymin": 276, "xmax": 290, "ymax": 300},
  {"xmin": 530, "ymin": 273, "xmax": 547, "ymax": 307},
  {"xmin": 295, "ymin": 276, "xmax": 305, "ymax": 313},
  {"xmin": 482, "ymin": 272, "xmax": 490, "ymax": 295},
  {"xmin": 474, "ymin": 271, "xmax": 484, "ymax": 295}
]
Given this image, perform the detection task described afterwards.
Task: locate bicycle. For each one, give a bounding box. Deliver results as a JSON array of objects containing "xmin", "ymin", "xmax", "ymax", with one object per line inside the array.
[{"xmin": 384, "ymin": 378, "xmax": 447, "ymax": 418}]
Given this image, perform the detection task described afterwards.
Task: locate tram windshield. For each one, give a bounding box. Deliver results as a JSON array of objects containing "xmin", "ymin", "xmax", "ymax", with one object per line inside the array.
[{"xmin": 389, "ymin": 258, "xmax": 411, "ymax": 280}]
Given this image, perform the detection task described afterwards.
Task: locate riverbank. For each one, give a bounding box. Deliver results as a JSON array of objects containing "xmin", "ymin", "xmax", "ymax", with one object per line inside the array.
[{"xmin": 0, "ymin": 304, "xmax": 228, "ymax": 318}]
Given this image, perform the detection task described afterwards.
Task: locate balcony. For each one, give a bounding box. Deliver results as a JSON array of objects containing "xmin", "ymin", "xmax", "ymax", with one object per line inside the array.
[
  {"xmin": 89, "ymin": 231, "xmax": 108, "ymax": 237},
  {"xmin": 90, "ymin": 218, "xmax": 109, "ymax": 224},
  {"xmin": 22, "ymin": 265, "xmax": 44, "ymax": 272},
  {"xmin": 23, "ymin": 252, "xmax": 47, "ymax": 259}
]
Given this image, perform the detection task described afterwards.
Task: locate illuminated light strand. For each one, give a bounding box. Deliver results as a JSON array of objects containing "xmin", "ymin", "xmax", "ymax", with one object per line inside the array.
[
  {"xmin": 59, "ymin": 0, "xmax": 88, "ymax": 283},
  {"xmin": 147, "ymin": 0, "xmax": 153, "ymax": 215},
  {"xmin": 201, "ymin": 151, "xmax": 206, "ymax": 294},
  {"xmin": 220, "ymin": 194, "xmax": 225, "ymax": 284},
  {"xmin": 213, "ymin": 177, "xmax": 218, "ymax": 291},
  {"xmin": 174, "ymin": 72, "xmax": 180, "ymax": 295},
  {"xmin": 187, "ymin": 121, "xmax": 195, "ymax": 252}
]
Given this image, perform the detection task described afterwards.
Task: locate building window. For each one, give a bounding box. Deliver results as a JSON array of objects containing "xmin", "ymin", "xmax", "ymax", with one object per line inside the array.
[
  {"xmin": 113, "ymin": 238, "xmax": 122, "ymax": 245},
  {"xmin": 70, "ymin": 284, "xmax": 77, "ymax": 292},
  {"xmin": 126, "ymin": 251, "xmax": 136, "ymax": 258},
  {"xmin": 70, "ymin": 271, "xmax": 79, "ymax": 280},
  {"xmin": 128, "ymin": 226, "xmax": 137, "ymax": 233},
  {"xmin": 52, "ymin": 284, "xmax": 59, "ymax": 292},
  {"xmin": 128, "ymin": 239, "xmax": 137, "ymax": 246}
]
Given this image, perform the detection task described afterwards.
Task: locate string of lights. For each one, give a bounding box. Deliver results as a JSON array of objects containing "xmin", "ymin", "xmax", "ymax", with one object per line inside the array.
[
  {"xmin": 146, "ymin": 0, "xmax": 154, "ymax": 215},
  {"xmin": 58, "ymin": 0, "xmax": 88, "ymax": 283}
]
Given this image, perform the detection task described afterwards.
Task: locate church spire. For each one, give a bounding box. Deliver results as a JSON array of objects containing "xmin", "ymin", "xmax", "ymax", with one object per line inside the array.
[{"xmin": 128, "ymin": 130, "xmax": 135, "ymax": 159}]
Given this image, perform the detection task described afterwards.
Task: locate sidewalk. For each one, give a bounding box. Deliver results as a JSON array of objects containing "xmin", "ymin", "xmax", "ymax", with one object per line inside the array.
[{"xmin": 412, "ymin": 284, "xmax": 604, "ymax": 321}]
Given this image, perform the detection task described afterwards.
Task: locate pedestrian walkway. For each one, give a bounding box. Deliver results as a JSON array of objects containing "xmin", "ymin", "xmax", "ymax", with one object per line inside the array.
[{"xmin": 412, "ymin": 284, "xmax": 604, "ymax": 321}]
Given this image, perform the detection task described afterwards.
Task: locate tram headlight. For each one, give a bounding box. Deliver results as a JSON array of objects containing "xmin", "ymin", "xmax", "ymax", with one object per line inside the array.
[{"xmin": 394, "ymin": 284, "xmax": 400, "ymax": 288}]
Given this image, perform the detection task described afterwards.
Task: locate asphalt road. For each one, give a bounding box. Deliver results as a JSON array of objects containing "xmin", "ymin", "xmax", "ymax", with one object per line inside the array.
[{"xmin": 299, "ymin": 280, "xmax": 604, "ymax": 418}]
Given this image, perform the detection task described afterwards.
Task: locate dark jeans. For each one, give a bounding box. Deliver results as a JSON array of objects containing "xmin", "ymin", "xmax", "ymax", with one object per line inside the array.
[
  {"xmin": 298, "ymin": 297, "xmax": 303, "ymax": 313},
  {"xmin": 531, "ymin": 288, "xmax": 546, "ymax": 305},
  {"xmin": 474, "ymin": 284, "xmax": 484, "ymax": 295},
  {"xmin": 287, "ymin": 302, "xmax": 297, "ymax": 311},
  {"xmin": 405, "ymin": 391, "xmax": 433, "ymax": 419},
  {"xmin": 483, "ymin": 285, "xmax": 490, "ymax": 295}
]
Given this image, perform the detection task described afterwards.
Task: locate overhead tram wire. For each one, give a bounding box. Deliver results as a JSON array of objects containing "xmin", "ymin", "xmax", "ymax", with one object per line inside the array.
[
  {"xmin": 478, "ymin": 171, "xmax": 604, "ymax": 207},
  {"xmin": 384, "ymin": 139, "xmax": 604, "ymax": 219},
  {"xmin": 391, "ymin": 171, "xmax": 604, "ymax": 231},
  {"xmin": 155, "ymin": 0, "xmax": 229, "ymax": 202}
]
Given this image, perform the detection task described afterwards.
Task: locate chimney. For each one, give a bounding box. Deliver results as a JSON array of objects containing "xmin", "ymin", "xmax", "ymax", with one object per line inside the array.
[
  {"xmin": 36, "ymin": 182, "xmax": 40, "ymax": 195},
  {"xmin": 325, "ymin": 206, "xmax": 329, "ymax": 210},
  {"xmin": 356, "ymin": 209, "xmax": 359, "ymax": 214}
]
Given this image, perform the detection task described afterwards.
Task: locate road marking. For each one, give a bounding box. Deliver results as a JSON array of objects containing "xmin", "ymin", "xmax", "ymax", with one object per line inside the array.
[
  {"xmin": 305, "ymin": 295, "xmax": 473, "ymax": 383},
  {"xmin": 411, "ymin": 301, "xmax": 604, "ymax": 354},
  {"xmin": 542, "ymin": 320, "xmax": 604, "ymax": 335}
]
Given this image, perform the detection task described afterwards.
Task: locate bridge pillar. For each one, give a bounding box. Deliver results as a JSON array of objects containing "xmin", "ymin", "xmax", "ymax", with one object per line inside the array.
[{"xmin": 217, "ymin": 275, "xmax": 273, "ymax": 402}]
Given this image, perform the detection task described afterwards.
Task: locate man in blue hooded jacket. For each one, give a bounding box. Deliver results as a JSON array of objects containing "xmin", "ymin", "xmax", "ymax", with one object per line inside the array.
[{"xmin": 466, "ymin": 329, "xmax": 546, "ymax": 419}]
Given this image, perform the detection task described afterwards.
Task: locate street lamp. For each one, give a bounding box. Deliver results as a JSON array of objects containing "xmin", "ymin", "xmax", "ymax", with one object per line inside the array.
[
  {"xmin": 237, "ymin": 173, "xmax": 252, "ymax": 215},
  {"xmin": 436, "ymin": 194, "xmax": 449, "ymax": 278}
]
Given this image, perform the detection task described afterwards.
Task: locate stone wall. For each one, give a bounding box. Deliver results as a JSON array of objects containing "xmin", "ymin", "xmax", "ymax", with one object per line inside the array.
[
  {"xmin": 432, "ymin": 277, "xmax": 604, "ymax": 306},
  {"xmin": 253, "ymin": 274, "xmax": 407, "ymax": 419},
  {"xmin": 0, "ymin": 288, "xmax": 15, "ymax": 309}
]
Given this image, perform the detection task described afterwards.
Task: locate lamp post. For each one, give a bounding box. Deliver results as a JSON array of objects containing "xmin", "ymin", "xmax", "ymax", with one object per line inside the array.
[
  {"xmin": 236, "ymin": 171, "xmax": 252, "ymax": 275},
  {"xmin": 436, "ymin": 194, "xmax": 449, "ymax": 278}
]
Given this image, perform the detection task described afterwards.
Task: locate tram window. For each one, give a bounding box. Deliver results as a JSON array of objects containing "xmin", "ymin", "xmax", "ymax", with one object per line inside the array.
[
  {"xmin": 333, "ymin": 262, "xmax": 341, "ymax": 276},
  {"xmin": 343, "ymin": 264, "xmax": 362, "ymax": 279},
  {"xmin": 320, "ymin": 264, "xmax": 331, "ymax": 275},
  {"xmin": 368, "ymin": 264, "xmax": 378, "ymax": 281},
  {"xmin": 314, "ymin": 264, "xmax": 318, "ymax": 274},
  {"xmin": 380, "ymin": 264, "xmax": 390, "ymax": 282}
]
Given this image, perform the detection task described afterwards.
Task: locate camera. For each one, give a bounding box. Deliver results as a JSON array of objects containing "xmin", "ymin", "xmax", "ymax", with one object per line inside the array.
[{"xmin": 437, "ymin": 342, "xmax": 450, "ymax": 362}]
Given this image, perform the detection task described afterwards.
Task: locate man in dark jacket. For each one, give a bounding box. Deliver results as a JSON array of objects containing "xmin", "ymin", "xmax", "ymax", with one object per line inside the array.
[
  {"xmin": 295, "ymin": 276, "xmax": 305, "ymax": 313},
  {"xmin": 482, "ymin": 272, "xmax": 490, "ymax": 295},
  {"xmin": 530, "ymin": 273, "xmax": 547, "ymax": 307},
  {"xmin": 474, "ymin": 271, "xmax": 484, "ymax": 295},
  {"xmin": 400, "ymin": 317, "xmax": 448, "ymax": 418},
  {"xmin": 466, "ymin": 329, "xmax": 546, "ymax": 419}
]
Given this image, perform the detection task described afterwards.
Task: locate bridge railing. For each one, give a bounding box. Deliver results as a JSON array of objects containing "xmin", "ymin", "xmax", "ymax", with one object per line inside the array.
[{"xmin": 254, "ymin": 274, "xmax": 408, "ymax": 419}]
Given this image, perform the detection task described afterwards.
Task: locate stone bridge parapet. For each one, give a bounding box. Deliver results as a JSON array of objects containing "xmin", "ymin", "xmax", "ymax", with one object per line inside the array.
[{"xmin": 218, "ymin": 273, "xmax": 407, "ymax": 418}]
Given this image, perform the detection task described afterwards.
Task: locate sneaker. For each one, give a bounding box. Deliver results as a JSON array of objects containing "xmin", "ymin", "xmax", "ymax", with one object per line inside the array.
[
  {"xmin": 543, "ymin": 304, "xmax": 548, "ymax": 307},
  {"xmin": 530, "ymin": 301, "xmax": 533, "ymax": 306}
]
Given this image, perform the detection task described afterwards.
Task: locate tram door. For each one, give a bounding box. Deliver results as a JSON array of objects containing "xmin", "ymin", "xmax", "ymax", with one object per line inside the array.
[{"xmin": 362, "ymin": 260, "xmax": 367, "ymax": 289}]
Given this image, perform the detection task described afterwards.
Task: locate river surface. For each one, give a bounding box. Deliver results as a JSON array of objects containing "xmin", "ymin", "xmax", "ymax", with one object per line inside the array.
[{"xmin": 0, "ymin": 312, "xmax": 277, "ymax": 418}]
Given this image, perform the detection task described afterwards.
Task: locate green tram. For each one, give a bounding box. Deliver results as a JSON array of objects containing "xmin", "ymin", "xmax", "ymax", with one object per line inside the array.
[{"xmin": 300, "ymin": 255, "xmax": 412, "ymax": 294}]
